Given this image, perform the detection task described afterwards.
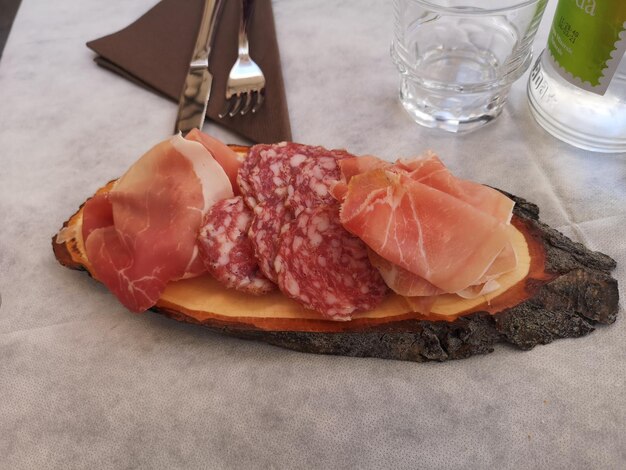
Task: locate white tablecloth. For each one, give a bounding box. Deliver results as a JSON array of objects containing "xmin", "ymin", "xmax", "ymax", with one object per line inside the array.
[{"xmin": 0, "ymin": 0, "xmax": 624, "ymax": 468}]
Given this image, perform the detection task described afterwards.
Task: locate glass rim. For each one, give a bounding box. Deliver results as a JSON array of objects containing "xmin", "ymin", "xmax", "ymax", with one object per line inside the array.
[{"xmin": 407, "ymin": 0, "xmax": 545, "ymax": 15}]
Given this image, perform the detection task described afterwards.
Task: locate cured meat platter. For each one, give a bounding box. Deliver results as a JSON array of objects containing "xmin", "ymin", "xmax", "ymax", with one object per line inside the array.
[{"xmin": 52, "ymin": 131, "xmax": 619, "ymax": 362}]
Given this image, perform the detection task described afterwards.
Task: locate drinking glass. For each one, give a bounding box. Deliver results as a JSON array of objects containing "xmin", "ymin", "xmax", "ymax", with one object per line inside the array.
[{"xmin": 391, "ymin": 0, "xmax": 548, "ymax": 133}]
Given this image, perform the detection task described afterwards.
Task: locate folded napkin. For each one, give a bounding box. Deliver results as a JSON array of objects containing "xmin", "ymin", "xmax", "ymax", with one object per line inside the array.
[{"xmin": 87, "ymin": 0, "xmax": 291, "ymax": 143}]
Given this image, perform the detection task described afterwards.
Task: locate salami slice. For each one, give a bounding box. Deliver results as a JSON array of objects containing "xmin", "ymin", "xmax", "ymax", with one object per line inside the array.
[
  {"xmin": 248, "ymin": 202, "xmax": 293, "ymax": 283},
  {"xmin": 198, "ymin": 196, "xmax": 275, "ymax": 295},
  {"xmin": 237, "ymin": 143, "xmax": 300, "ymax": 208},
  {"xmin": 287, "ymin": 154, "xmax": 344, "ymax": 216},
  {"xmin": 238, "ymin": 143, "xmax": 351, "ymax": 209},
  {"xmin": 274, "ymin": 205, "xmax": 388, "ymax": 320}
]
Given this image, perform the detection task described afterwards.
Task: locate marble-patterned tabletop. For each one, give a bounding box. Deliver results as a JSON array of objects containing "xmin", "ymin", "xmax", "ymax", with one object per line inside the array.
[{"xmin": 0, "ymin": 0, "xmax": 624, "ymax": 468}]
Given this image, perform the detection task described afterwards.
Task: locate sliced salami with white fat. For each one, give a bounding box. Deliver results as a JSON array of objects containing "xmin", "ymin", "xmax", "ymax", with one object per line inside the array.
[
  {"xmin": 238, "ymin": 143, "xmax": 353, "ymax": 210},
  {"xmin": 274, "ymin": 205, "xmax": 388, "ymax": 320},
  {"xmin": 287, "ymin": 154, "xmax": 345, "ymax": 216},
  {"xmin": 248, "ymin": 202, "xmax": 293, "ymax": 283},
  {"xmin": 237, "ymin": 142, "xmax": 302, "ymax": 208},
  {"xmin": 198, "ymin": 196, "xmax": 275, "ymax": 295}
]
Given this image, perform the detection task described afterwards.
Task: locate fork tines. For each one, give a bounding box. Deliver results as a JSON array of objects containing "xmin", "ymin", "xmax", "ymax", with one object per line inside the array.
[
  {"xmin": 218, "ymin": 0, "xmax": 266, "ymax": 119},
  {"xmin": 220, "ymin": 87, "xmax": 264, "ymax": 118}
]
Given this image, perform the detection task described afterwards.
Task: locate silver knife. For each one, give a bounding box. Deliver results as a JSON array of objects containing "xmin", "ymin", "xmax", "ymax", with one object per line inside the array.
[{"xmin": 174, "ymin": 0, "xmax": 226, "ymax": 134}]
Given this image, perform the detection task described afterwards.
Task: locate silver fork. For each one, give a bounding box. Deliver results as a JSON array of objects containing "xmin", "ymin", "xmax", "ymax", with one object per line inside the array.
[{"xmin": 219, "ymin": 0, "xmax": 265, "ymax": 118}]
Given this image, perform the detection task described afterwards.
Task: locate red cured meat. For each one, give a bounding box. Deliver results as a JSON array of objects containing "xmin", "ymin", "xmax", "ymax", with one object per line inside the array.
[
  {"xmin": 82, "ymin": 192, "xmax": 114, "ymax": 240},
  {"xmin": 186, "ymin": 129, "xmax": 242, "ymax": 194},
  {"xmin": 238, "ymin": 142, "xmax": 353, "ymax": 209},
  {"xmin": 248, "ymin": 202, "xmax": 293, "ymax": 283},
  {"xmin": 330, "ymin": 156, "xmax": 389, "ymax": 202},
  {"xmin": 334, "ymin": 154, "xmax": 516, "ymax": 298},
  {"xmin": 239, "ymin": 143, "xmax": 357, "ymax": 286},
  {"xmin": 340, "ymin": 170, "xmax": 510, "ymax": 293},
  {"xmin": 83, "ymin": 135, "xmax": 233, "ymax": 312},
  {"xmin": 274, "ymin": 205, "xmax": 388, "ymax": 320},
  {"xmin": 367, "ymin": 249, "xmax": 443, "ymax": 297},
  {"xmin": 399, "ymin": 153, "xmax": 514, "ymax": 223},
  {"xmin": 339, "ymin": 155, "xmax": 391, "ymax": 182},
  {"xmin": 180, "ymin": 247, "xmax": 209, "ymax": 279},
  {"xmin": 237, "ymin": 143, "xmax": 302, "ymax": 208},
  {"xmin": 198, "ymin": 196, "xmax": 275, "ymax": 294},
  {"xmin": 287, "ymin": 155, "xmax": 344, "ymax": 216},
  {"xmin": 479, "ymin": 237, "xmax": 517, "ymax": 281},
  {"xmin": 333, "ymin": 153, "xmax": 513, "ymax": 224}
]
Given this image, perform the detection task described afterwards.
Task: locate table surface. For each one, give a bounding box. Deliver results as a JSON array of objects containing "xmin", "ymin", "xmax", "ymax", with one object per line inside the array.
[{"xmin": 1, "ymin": 1, "xmax": 624, "ymax": 468}]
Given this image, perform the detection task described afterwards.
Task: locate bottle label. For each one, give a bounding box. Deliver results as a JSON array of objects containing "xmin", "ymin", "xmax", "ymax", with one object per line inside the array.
[{"xmin": 547, "ymin": 0, "xmax": 626, "ymax": 95}]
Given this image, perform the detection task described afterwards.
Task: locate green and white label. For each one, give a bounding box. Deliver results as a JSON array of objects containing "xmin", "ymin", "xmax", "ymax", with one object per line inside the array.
[{"xmin": 547, "ymin": 0, "xmax": 626, "ymax": 95}]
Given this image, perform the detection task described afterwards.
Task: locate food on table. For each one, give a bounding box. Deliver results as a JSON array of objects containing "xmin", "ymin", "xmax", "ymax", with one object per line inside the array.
[
  {"xmin": 197, "ymin": 196, "xmax": 274, "ymax": 295},
  {"xmin": 367, "ymin": 249, "xmax": 442, "ymax": 297},
  {"xmin": 248, "ymin": 201, "xmax": 292, "ymax": 283},
  {"xmin": 333, "ymin": 153, "xmax": 520, "ymax": 307},
  {"xmin": 237, "ymin": 142, "xmax": 354, "ymax": 209},
  {"xmin": 185, "ymin": 128, "xmax": 242, "ymax": 194},
  {"xmin": 81, "ymin": 134, "xmax": 233, "ymax": 312},
  {"xmin": 274, "ymin": 205, "xmax": 388, "ymax": 320},
  {"xmin": 53, "ymin": 131, "xmax": 619, "ymax": 362},
  {"xmin": 340, "ymin": 169, "xmax": 511, "ymax": 294},
  {"xmin": 286, "ymin": 154, "xmax": 345, "ymax": 216}
]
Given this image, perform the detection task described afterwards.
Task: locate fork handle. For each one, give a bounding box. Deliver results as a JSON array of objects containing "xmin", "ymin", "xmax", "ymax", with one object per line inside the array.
[{"xmin": 238, "ymin": 0, "xmax": 256, "ymax": 58}]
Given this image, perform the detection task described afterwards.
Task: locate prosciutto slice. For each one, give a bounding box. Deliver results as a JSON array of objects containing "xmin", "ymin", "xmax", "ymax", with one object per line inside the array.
[
  {"xmin": 367, "ymin": 249, "xmax": 442, "ymax": 297},
  {"xmin": 330, "ymin": 156, "xmax": 389, "ymax": 201},
  {"xmin": 334, "ymin": 153, "xmax": 514, "ymax": 223},
  {"xmin": 83, "ymin": 134, "xmax": 233, "ymax": 312},
  {"xmin": 398, "ymin": 153, "xmax": 514, "ymax": 223},
  {"xmin": 334, "ymin": 153, "xmax": 517, "ymax": 301},
  {"xmin": 185, "ymin": 128, "xmax": 242, "ymax": 194},
  {"xmin": 340, "ymin": 169, "xmax": 511, "ymax": 293}
]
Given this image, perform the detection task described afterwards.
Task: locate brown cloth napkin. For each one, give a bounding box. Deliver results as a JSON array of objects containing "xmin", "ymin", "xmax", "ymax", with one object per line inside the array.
[{"xmin": 87, "ymin": 0, "xmax": 291, "ymax": 143}]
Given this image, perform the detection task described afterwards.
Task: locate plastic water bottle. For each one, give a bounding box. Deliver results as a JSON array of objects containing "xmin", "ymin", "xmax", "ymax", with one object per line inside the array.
[{"xmin": 527, "ymin": 1, "xmax": 626, "ymax": 153}]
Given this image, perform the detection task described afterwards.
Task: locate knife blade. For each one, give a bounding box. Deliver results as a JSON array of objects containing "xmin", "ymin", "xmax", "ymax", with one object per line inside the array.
[{"xmin": 174, "ymin": 0, "xmax": 225, "ymax": 134}]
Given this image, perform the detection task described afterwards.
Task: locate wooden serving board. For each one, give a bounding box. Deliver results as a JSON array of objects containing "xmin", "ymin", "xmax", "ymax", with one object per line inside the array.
[{"xmin": 53, "ymin": 184, "xmax": 619, "ymax": 362}]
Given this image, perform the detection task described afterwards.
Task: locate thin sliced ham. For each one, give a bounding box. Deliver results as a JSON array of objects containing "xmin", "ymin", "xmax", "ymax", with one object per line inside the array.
[
  {"xmin": 335, "ymin": 153, "xmax": 514, "ymax": 224},
  {"xmin": 456, "ymin": 279, "xmax": 502, "ymax": 300},
  {"xmin": 399, "ymin": 153, "xmax": 514, "ymax": 224},
  {"xmin": 82, "ymin": 192, "xmax": 114, "ymax": 240},
  {"xmin": 83, "ymin": 134, "xmax": 233, "ymax": 312},
  {"xmin": 340, "ymin": 169, "xmax": 511, "ymax": 293},
  {"xmin": 335, "ymin": 153, "xmax": 517, "ymax": 302},
  {"xmin": 185, "ymin": 128, "xmax": 243, "ymax": 194},
  {"xmin": 330, "ymin": 156, "xmax": 390, "ymax": 201},
  {"xmin": 367, "ymin": 249, "xmax": 443, "ymax": 297}
]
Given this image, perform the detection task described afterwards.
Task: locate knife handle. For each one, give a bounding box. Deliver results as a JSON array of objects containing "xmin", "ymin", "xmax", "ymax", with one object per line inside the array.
[
  {"xmin": 190, "ymin": 0, "xmax": 224, "ymax": 67},
  {"xmin": 174, "ymin": 0, "xmax": 226, "ymax": 134}
]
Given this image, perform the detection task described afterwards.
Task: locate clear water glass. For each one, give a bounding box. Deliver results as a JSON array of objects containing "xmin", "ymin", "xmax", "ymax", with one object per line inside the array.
[{"xmin": 391, "ymin": 0, "xmax": 548, "ymax": 133}]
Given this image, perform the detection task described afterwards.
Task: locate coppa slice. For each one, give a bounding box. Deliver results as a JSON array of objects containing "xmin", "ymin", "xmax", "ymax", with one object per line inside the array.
[
  {"xmin": 274, "ymin": 205, "xmax": 388, "ymax": 320},
  {"xmin": 83, "ymin": 134, "xmax": 233, "ymax": 312},
  {"xmin": 198, "ymin": 196, "xmax": 274, "ymax": 295},
  {"xmin": 340, "ymin": 170, "xmax": 510, "ymax": 293}
]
